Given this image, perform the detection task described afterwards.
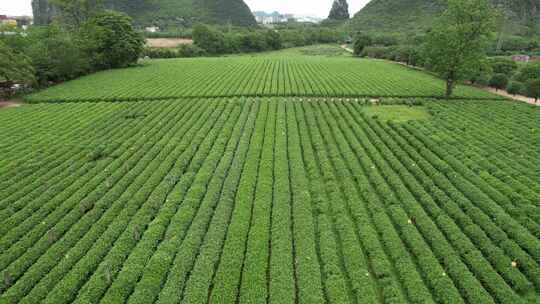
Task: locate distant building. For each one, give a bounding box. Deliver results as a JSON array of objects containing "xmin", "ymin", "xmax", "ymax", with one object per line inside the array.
[
  {"xmin": 145, "ymin": 26, "xmax": 160, "ymax": 33},
  {"xmin": 253, "ymin": 11, "xmax": 295, "ymax": 24},
  {"xmin": 512, "ymin": 55, "xmax": 530, "ymax": 62},
  {"xmin": 293, "ymin": 15, "xmax": 323, "ymax": 24},
  {"xmin": 0, "ymin": 15, "xmax": 33, "ymax": 28}
]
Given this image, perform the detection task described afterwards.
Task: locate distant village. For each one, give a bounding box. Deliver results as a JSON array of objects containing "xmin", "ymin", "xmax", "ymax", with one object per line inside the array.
[
  {"xmin": 252, "ymin": 11, "xmax": 323, "ymax": 25},
  {"xmin": 0, "ymin": 15, "xmax": 33, "ymax": 30}
]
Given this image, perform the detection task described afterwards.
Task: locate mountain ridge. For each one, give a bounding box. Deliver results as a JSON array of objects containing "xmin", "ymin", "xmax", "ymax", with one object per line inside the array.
[
  {"xmin": 351, "ymin": 0, "xmax": 539, "ymax": 37},
  {"xmin": 32, "ymin": 0, "xmax": 257, "ymax": 27}
]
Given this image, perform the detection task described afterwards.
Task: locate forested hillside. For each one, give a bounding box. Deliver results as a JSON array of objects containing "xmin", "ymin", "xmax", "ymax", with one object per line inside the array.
[
  {"xmin": 32, "ymin": 0, "xmax": 257, "ymax": 27},
  {"xmin": 351, "ymin": 0, "xmax": 539, "ymax": 37}
]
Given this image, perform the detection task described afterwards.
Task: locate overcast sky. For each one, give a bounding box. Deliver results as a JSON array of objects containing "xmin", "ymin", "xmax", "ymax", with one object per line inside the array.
[{"xmin": 3, "ymin": 0, "xmax": 370, "ymax": 18}]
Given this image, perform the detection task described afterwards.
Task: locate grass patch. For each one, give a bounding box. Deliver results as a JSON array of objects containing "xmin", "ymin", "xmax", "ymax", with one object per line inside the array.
[{"xmin": 364, "ymin": 105, "xmax": 430, "ymax": 122}]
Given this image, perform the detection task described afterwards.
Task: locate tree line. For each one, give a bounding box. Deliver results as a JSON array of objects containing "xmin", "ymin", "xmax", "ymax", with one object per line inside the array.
[
  {"xmin": 144, "ymin": 24, "xmax": 347, "ymax": 59},
  {"xmin": 1, "ymin": 1, "xmax": 145, "ymax": 99}
]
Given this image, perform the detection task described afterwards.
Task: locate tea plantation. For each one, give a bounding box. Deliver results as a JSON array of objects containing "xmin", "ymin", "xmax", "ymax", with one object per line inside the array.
[{"xmin": 1, "ymin": 51, "xmax": 539, "ymax": 304}]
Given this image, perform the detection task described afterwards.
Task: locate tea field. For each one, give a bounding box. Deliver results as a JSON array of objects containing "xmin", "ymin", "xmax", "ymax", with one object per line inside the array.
[
  {"xmin": 25, "ymin": 57, "xmax": 497, "ymax": 103},
  {"xmin": 1, "ymin": 51, "xmax": 539, "ymax": 304}
]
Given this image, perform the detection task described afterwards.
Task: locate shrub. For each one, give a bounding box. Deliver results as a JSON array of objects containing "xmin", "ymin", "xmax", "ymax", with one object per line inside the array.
[
  {"xmin": 506, "ymin": 81, "xmax": 524, "ymax": 96},
  {"xmin": 361, "ymin": 46, "xmax": 389, "ymax": 59},
  {"xmin": 193, "ymin": 24, "xmax": 228, "ymax": 54},
  {"xmin": 177, "ymin": 44, "xmax": 206, "ymax": 57},
  {"xmin": 515, "ymin": 62, "xmax": 540, "ymax": 83},
  {"xmin": 0, "ymin": 40, "xmax": 35, "ymax": 98},
  {"xmin": 24, "ymin": 26, "xmax": 90, "ymax": 85},
  {"xmin": 87, "ymin": 145, "xmax": 107, "ymax": 161},
  {"xmin": 143, "ymin": 48, "xmax": 179, "ymax": 59},
  {"xmin": 489, "ymin": 58, "xmax": 518, "ymax": 76},
  {"xmin": 524, "ymin": 79, "xmax": 540, "ymax": 102},
  {"xmin": 353, "ymin": 33, "xmax": 372, "ymax": 56},
  {"xmin": 489, "ymin": 74, "xmax": 508, "ymax": 91}
]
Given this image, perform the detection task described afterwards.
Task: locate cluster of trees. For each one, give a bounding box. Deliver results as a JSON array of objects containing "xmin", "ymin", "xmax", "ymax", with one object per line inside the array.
[
  {"xmin": 144, "ymin": 24, "xmax": 346, "ymax": 59},
  {"xmin": 193, "ymin": 24, "xmax": 345, "ymax": 56},
  {"xmin": 1, "ymin": 4, "xmax": 144, "ymax": 99},
  {"xmin": 482, "ymin": 58, "xmax": 540, "ymax": 101}
]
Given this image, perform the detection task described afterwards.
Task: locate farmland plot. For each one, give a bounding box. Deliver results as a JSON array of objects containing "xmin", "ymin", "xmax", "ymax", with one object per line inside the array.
[
  {"xmin": 25, "ymin": 57, "xmax": 497, "ymax": 103},
  {"xmin": 0, "ymin": 98, "xmax": 538, "ymax": 304}
]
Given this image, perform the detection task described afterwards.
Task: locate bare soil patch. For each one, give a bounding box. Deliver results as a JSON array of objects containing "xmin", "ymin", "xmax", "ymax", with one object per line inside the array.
[
  {"xmin": 146, "ymin": 38, "xmax": 193, "ymax": 48},
  {"xmin": 0, "ymin": 101, "xmax": 23, "ymax": 109},
  {"xmin": 340, "ymin": 44, "xmax": 354, "ymax": 53}
]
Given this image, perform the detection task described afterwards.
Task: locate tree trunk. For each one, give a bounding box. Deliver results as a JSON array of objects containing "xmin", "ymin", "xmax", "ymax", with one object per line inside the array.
[{"xmin": 445, "ymin": 77, "xmax": 454, "ymax": 99}]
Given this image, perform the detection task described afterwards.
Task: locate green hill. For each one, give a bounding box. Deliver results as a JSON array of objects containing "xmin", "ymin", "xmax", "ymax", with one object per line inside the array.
[
  {"xmin": 351, "ymin": 0, "xmax": 539, "ymax": 37},
  {"xmin": 32, "ymin": 0, "xmax": 257, "ymax": 27}
]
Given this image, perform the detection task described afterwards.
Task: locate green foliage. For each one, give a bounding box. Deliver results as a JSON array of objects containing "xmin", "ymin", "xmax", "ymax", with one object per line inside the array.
[
  {"xmin": 192, "ymin": 24, "xmax": 228, "ymax": 55},
  {"xmin": 81, "ymin": 10, "xmax": 145, "ymax": 69},
  {"xmin": 178, "ymin": 44, "xmax": 207, "ymax": 57},
  {"xmin": 506, "ymin": 81, "xmax": 524, "ymax": 95},
  {"xmin": 143, "ymin": 48, "xmax": 180, "ymax": 59},
  {"xmin": 489, "ymin": 73, "xmax": 509, "ymax": 91},
  {"xmin": 489, "ymin": 57, "xmax": 518, "ymax": 75},
  {"xmin": 192, "ymin": 24, "xmax": 341, "ymax": 55},
  {"xmin": 87, "ymin": 144, "xmax": 107, "ymax": 161},
  {"xmin": 0, "ymin": 41, "xmax": 35, "ymax": 98},
  {"xmin": 424, "ymin": 0, "xmax": 497, "ymax": 97},
  {"xmin": 353, "ymin": 33, "xmax": 372, "ymax": 56},
  {"xmin": 515, "ymin": 62, "xmax": 540, "ymax": 83},
  {"xmin": 24, "ymin": 26, "xmax": 91, "ymax": 85},
  {"xmin": 524, "ymin": 78, "xmax": 540, "ymax": 101},
  {"xmin": 143, "ymin": 44, "xmax": 207, "ymax": 59}
]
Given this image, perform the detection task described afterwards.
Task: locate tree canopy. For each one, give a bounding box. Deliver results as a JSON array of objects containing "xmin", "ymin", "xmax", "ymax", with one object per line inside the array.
[
  {"xmin": 0, "ymin": 41, "xmax": 35, "ymax": 98},
  {"xmin": 424, "ymin": 0, "xmax": 497, "ymax": 97},
  {"xmin": 81, "ymin": 11, "xmax": 145, "ymax": 69}
]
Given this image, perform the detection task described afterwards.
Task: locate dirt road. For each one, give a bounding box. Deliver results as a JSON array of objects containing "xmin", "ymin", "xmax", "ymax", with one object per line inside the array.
[
  {"xmin": 146, "ymin": 38, "xmax": 193, "ymax": 48},
  {"xmin": 0, "ymin": 101, "xmax": 22, "ymax": 109}
]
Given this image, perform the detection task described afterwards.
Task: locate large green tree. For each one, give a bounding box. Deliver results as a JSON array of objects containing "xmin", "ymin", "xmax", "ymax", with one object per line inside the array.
[
  {"xmin": 25, "ymin": 26, "xmax": 91, "ymax": 84},
  {"xmin": 0, "ymin": 41, "xmax": 35, "ymax": 99},
  {"xmin": 193, "ymin": 24, "xmax": 228, "ymax": 54},
  {"xmin": 525, "ymin": 79, "xmax": 540, "ymax": 102},
  {"xmin": 353, "ymin": 33, "xmax": 372, "ymax": 56},
  {"xmin": 81, "ymin": 11, "xmax": 145, "ymax": 69},
  {"xmin": 424, "ymin": 0, "xmax": 497, "ymax": 97}
]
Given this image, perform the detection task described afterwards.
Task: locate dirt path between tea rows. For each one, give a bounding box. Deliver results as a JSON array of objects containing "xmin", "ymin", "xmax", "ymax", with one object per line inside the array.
[
  {"xmin": 0, "ymin": 101, "xmax": 23, "ymax": 110},
  {"xmin": 480, "ymin": 87, "xmax": 539, "ymax": 106}
]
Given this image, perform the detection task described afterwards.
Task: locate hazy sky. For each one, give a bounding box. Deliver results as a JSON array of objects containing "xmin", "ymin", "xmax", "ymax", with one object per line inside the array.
[{"xmin": 2, "ymin": 0, "xmax": 370, "ymax": 18}]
